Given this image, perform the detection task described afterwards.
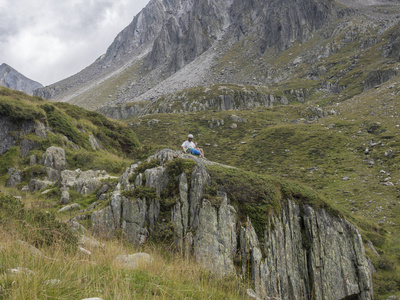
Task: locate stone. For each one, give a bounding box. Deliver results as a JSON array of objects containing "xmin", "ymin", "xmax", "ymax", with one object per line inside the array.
[
  {"xmin": 230, "ymin": 123, "xmax": 238, "ymax": 129},
  {"xmin": 20, "ymin": 139, "xmax": 40, "ymax": 158},
  {"xmin": 58, "ymin": 203, "xmax": 81, "ymax": 213},
  {"xmin": 30, "ymin": 155, "xmax": 37, "ymax": 166},
  {"xmin": 89, "ymin": 135, "xmax": 103, "ymax": 151},
  {"xmin": 0, "ymin": 116, "xmax": 18, "ymax": 155},
  {"xmin": 18, "ymin": 240, "xmax": 44, "ymax": 257},
  {"xmin": 42, "ymin": 146, "xmax": 67, "ymax": 171},
  {"xmin": 61, "ymin": 169, "xmax": 114, "ymax": 195},
  {"xmin": 79, "ymin": 235, "xmax": 105, "ymax": 249},
  {"xmin": 79, "ymin": 247, "xmax": 91, "ymax": 256},
  {"xmin": 6, "ymin": 168, "xmax": 22, "ymax": 187},
  {"xmin": 247, "ymin": 289, "xmax": 261, "ymax": 300},
  {"xmin": 6, "ymin": 267, "xmax": 34, "ymax": 276},
  {"xmin": 114, "ymin": 253, "xmax": 153, "ymax": 269},
  {"xmin": 29, "ymin": 179, "xmax": 55, "ymax": 191},
  {"xmin": 69, "ymin": 221, "xmax": 87, "ymax": 233},
  {"xmin": 230, "ymin": 115, "xmax": 247, "ymax": 123},
  {"xmin": 60, "ymin": 190, "xmax": 70, "ymax": 204}
]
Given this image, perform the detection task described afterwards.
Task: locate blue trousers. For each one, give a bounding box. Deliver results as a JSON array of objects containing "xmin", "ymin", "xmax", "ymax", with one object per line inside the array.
[{"xmin": 186, "ymin": 148, "xmax": 201, "ymax": 156}]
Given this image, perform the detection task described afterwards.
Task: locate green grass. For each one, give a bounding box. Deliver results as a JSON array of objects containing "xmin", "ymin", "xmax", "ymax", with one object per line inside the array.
[{"xmin": 127, "ymin": 92, "xmax": 400, "ymax": 298}]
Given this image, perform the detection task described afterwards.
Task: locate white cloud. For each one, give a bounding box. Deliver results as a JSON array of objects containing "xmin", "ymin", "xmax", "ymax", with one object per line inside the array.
[{"xmin": 0, "ymin": 0, "xmax": 149, "ymax": 85}]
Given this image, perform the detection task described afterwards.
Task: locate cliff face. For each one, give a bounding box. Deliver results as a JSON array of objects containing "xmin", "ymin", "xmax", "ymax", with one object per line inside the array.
[
  {"xmin": 91, "ymin": 149, "xmax": 373, "ymax": 300},
  {"xmin": 0, "ymin": 64, "xmax": 43, "ymax": 95}
]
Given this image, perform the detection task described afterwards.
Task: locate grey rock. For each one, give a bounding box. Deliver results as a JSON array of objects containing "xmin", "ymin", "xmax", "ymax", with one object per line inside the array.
[
  {"xmin": 6, "ymin": 267, "xmax": 34, "ymax": 276},
  {"xmin": 230, "ymin": 115, "xmax": 247, "ymax": 123},
  {"xmin": 89, "ymin": 135, "xmax": 103, "ymax": 151},
  {"xmin": 114, "ymin": 253, "xmax": 153, "ymax": 269},
  {"xmin": 0, "ymin": 117, "xmax": 18, "ymax": 155},
  {"xmin": 20, "ymin": 139, "xmax": 40, "ymax": 158},
  {"xmin": 78, "ymin": 247, "xmax": 91, "ymax": 256},
  {"xmin": 69, "ymin": 221, "xmax": 87, "ymax": 234},
  {"xmin": 0, "ymin": 63, "xmax": 43, "ymax": 95},
  {"xmin": 247, "ymin": 289, "xmax": 261, "ymax": 300},
  {"xmin": 6, "ymin": 168, "xmax": 22, "ymax": 187},
  {"xmin": 42, "ymin": 147, "xmax": 67, "ymax": 171},
  {"xmin": 30, "ymin": 155, "xmax": 37, "ymax": 166},
  {"xmin": 17, "ymin": 240, "xmax": 44, "ymax": 257},
  {"xmin": 91, "ymin": 206, "xmax": 117, "ymax": 238},
  {"xmin": 58, "ymin": 203, "xmax": 81, "ymax": 213},
  {"xmin": 79, "ymin": 235, "xmax": 104, "ymax": 249},
  {"xmin": 60, "ymin": 190, "xmax": 70, "ymax": 204},
  {"xmin": 387, "ymin": 296, "xmax": 399, "ymax": 300},
  {"xmin": 29, "ymin": 179, "xmax": 55, "ymax": 191},
  {"xmin": 194, "ymin": 193, "xmax": 237, "ymax": 277},
  {"xmin": 61, "ymin": 169, "xmax": 115, "ymax": 195},
  {"xmin": 122, "ymin": 197, "xmax": 148, "ymax": 245}
]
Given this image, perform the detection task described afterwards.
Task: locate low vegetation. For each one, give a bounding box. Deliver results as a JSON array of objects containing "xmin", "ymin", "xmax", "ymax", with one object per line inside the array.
[
  {"xmin": 128, "ymin": 75, "xmax": 400, "ymax": 298},
  {"xmin": 0, "ymin": 189, "xmax": 247, "ymax": 299}
]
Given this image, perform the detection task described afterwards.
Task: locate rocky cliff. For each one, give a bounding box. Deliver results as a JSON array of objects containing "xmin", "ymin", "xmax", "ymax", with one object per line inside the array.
[
  {"xmin": 90, "ymin": 149, "xmax": 373, "ymax": 300},
  {"xmin": 0, "ymin": 63, "xmax": 43, "ymax": 95}
]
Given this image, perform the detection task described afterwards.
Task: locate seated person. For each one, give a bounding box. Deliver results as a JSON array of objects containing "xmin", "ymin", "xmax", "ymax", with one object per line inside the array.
[{"xmin": 181, "ymin": 134, "xmax": 205, "ymax": 157}]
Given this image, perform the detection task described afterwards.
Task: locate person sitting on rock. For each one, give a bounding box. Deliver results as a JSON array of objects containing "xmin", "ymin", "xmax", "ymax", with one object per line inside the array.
[{"xmin": 181, "ymin": 134, "xmax": 205, "ymax": 158}]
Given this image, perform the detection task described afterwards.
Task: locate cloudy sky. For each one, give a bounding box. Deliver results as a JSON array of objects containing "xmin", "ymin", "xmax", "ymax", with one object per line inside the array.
[{"xmin": 0, "ymin": 0, "xmax": 150, "ymax": 86}]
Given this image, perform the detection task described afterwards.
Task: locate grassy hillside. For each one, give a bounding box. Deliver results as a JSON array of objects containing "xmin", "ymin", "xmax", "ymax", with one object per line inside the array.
[
  {"xmin": 127, "ymin": 76, "xmax": 400, "ymax": 299},
  {"xmin": 0, "ymin": 192, "xmax": 247, "ymax": 300},
  {"xmin": 0, "ymin": 86, "xmax": 140, "ymax": 178}
]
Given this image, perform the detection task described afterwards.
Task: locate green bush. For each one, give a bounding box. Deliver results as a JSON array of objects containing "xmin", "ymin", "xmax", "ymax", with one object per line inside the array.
[{"xmin": 41, "ymin": 104, "xmax": 89, "ymax": 148}]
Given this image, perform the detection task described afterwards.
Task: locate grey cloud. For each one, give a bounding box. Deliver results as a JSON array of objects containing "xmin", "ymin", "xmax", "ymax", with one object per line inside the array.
[{"xmin": 0, "ymin": 0, "xmax": 150, "ymax": 85}]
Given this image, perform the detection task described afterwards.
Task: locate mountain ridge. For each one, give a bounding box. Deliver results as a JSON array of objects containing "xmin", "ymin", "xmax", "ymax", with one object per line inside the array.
[
  {"xmin": 0, "ymin": 63, "xmax": 43, "ymax": 96},
  {"xmin": 34, "ymin": 0, "xmax": 350, "ymax": 112}
]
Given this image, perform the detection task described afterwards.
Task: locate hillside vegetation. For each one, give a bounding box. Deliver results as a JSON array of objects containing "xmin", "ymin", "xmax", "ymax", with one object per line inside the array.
[
  {"xmin": 127, "ymin": 75, "xmax": 400, "ymax": 299},
  {"xmin": 0, "ymin": 86, "xmax": 140, "ymax": 178}
]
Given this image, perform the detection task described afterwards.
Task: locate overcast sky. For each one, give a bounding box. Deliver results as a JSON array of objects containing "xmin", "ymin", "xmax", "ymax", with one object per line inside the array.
[{"xmin": 0, "ymin": 0, "xmax": 150, "ymax": 86}]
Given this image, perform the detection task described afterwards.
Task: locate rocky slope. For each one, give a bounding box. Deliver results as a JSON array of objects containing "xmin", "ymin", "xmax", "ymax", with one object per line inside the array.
[
  {"xmin": 0, "ymin": 63, "xmax": 43, "ymax": 95},
  {"xmin": 32, "ymin": 0, "xmax": 345, "ymax": 111},
  {"xmin": 33, "ymin": 0, "xmax": 400, "ymax": 119},
  {"xmin": 90, "ymin": 149, "xmax": 373, "ymax": 300}
]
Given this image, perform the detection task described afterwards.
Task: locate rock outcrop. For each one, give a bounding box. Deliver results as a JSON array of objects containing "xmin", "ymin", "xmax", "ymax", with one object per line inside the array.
[{"xmin": 91, "ymin": 149, "xmax": 373, "ymax": 299}]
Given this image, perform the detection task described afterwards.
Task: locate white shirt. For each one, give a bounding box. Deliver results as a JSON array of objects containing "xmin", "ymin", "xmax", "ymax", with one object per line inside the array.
[{"xmin": 182, "ymin": 140, "xmax": 196, "ymax": 149}]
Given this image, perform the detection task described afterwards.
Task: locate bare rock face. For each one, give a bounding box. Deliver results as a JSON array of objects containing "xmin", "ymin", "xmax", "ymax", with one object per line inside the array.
[
  {"xmin": 91, "ymin": 149, "xmax": 373, "ymax": 299},
  {"xmin": 0, "ymin": 116, "xmax": 46, "ymax": 156},
  {"xmin": 0, "ymin": 63, "xmax": 43, "ymax": 95},
  {"xmin": 34, "ymin": 0, "xmax": 340, "ymax": 111}
]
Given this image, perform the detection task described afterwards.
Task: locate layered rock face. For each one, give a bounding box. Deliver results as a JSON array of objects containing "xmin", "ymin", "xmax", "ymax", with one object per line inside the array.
[
  {"xmin": 91, "ymin": 149, "xmax": 373, "ymax": 299},
  {"xmin": 0, "ymin": 63, "xmax": 43, "ymax": 95}
]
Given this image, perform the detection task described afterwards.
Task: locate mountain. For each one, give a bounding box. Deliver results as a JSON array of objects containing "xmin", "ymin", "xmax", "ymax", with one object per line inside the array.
[
  {"xmin": 0, "ymin": 63, "xmax": 43, "ymax": 95},
  {"xmin": 33, "ymin": 0, "xmax": 343, "ymax": 111},
  {"xmin": 34, "ymin": 0, "xmax": 400, "ymax": 119}
]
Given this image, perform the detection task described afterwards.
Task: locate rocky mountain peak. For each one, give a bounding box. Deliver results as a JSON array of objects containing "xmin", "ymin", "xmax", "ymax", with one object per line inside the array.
[
  {"xmin": 0, "ymin": 63, "xmax": 43, "ymax": 95},
  {"xmin": 33, "ymin": 0, "xmax": 342, "ymax": 111}
]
